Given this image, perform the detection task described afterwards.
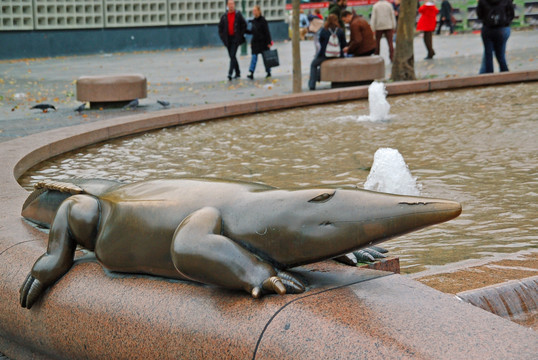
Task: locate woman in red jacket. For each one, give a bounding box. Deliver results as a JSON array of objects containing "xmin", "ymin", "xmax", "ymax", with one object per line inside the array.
[{"xmin": 417, "ymin": 1, "xmax": 439, "ymax": 59}]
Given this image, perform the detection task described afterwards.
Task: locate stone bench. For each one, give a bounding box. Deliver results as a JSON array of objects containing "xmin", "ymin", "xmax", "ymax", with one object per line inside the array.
[
  {"xmin": 320, "ymin": 55, "xmax": 385, "ymax": 88},
  {"xmin": 76, "ymin": 74, "xmax": 147, "ymax": 105}
]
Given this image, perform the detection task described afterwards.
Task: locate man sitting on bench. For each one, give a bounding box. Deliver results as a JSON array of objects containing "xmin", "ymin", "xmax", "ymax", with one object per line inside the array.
[{"xmin": 341, "ymin": 10, "xmax": 376, "ymax": 57}]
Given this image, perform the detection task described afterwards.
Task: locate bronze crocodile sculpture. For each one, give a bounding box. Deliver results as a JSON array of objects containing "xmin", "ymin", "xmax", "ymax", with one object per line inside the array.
[{"xmin": 20, "ymin": 178, "xmax": 461, "ymax": 308}]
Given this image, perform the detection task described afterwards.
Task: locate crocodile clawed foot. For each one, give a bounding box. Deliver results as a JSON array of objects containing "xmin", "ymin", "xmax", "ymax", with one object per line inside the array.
[
  {"xmin": 334, "ymin": 246, "xmax": 388, "ymax": 266},
  {"xmin": 277, "ymin": 270, "xmax": 306, "ymax": 294},
  {"xmin": 250, "ymin": 271, "xmax": 306, "ymax": 299},
  {"xmin": 251, "ymin": 276, "xmax": 286, "ymax": 298},
  {"xmin": 20, "ymin": 273, "xmax": 45, "ymax": 309}
]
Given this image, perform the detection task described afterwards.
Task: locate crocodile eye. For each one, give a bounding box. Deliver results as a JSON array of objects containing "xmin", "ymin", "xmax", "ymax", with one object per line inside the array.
[{"xmin": 308, "ymin": 191, "xmax": 335, "ymax": 203}]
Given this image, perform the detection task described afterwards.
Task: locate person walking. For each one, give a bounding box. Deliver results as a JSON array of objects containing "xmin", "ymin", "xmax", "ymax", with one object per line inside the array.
[
  {"xmin": 246, "ymin": 5, "xmax": 273, "ymax": 79},
  {"xmin": 218, "ymin": 0, "xmax": 247, "ymax": 81},
  {"xmin": 370, "ymin": 0, "xmax": 397, "ymax": 62},
  {"xmin": 329, "ymin": 0, "xmax": 348, "ymax": 28},
  {"xmin": 436, "ymin": 0, "xmax": 454, "ymax": 34},
  {"xmin": 477, "ymin": 0, "xmax": 514, "ymax": 73},
  {"xmin": 308, "ymin": 14, "xmax": 346, "ymax": 90},
  {"xmin": 341, "ymin": 11, "xmax": 376, "ymax": 57},
  {"xmin": 417, "ymin": 1, "xmax": 439, "ymax": 59},
  {"xmin": 393, "ymin": 0, "xmax": 401, "ymax": 22}
]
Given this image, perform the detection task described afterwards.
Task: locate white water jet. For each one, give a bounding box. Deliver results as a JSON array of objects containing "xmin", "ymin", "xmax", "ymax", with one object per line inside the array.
[
  {"xmin": 358, "ymin": 81, "xmax": 391, "ymax": 122},
  {"xmin": 363, "ymin": 148, "xmax": 421, "ymax": 196}
]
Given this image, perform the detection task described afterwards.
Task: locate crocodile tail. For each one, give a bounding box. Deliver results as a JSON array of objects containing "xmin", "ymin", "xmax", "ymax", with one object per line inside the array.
[
  {"xmin": 21, "ymin": 180, "xmax": 84, "ymax": 228},
  {"xmin": 22, "ymin": 186, "xmax": 48, "ymax": 212}
]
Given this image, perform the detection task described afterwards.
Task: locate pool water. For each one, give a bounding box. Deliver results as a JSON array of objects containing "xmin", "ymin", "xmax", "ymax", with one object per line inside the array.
[{"xmin": 20, "ymin": 83, "xmax": 538, "ymax": 274}]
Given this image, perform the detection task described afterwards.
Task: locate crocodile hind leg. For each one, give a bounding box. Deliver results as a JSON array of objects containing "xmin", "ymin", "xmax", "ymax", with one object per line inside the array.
[
  {"xmin": 170, "ymin": 207, "xmax": 305, "ymax": 298},
  {"xmin": 20, "ymin": 194, "xmax": 99, "ymax": 309}
]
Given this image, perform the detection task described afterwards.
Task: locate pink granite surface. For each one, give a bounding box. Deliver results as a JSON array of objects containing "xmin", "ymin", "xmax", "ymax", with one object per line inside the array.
[
  {"xmin": 76, "ymin": 74, "xmax": 147, "ymax": 102},
  {"xmin": 1, "ymin": 71, "xmax": 537, "ymax": 359}
]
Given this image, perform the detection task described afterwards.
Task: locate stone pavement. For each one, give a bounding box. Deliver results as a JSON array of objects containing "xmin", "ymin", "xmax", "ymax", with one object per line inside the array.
[{"xmin": 0, "ymin": 29, "xmax": 536, "ymax": 142}]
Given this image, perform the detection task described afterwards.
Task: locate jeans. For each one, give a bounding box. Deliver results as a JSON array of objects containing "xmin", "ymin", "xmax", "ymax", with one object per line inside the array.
[
  {"xmin": 479, "ymin": 26, "xmax": 510, "ymax": 74},
  {"xmin": 309, "ymin": 55, "xmax": 327, "ymax": 90},
  {"xmin": 249, "ymin": 53, "xmax": 270, "ymax": 74},
  {"xmin": 227, "ymin": 40, "xmax": 241, "ymax": 77}
]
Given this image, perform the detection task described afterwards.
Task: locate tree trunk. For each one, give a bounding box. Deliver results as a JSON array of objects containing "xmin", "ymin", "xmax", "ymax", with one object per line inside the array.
[
  {"xmin": 291, "ymin": 0, "xmax": 302, "ymax": 93},
  {"xmin": 391, "ymin": 0, "xmax": 417, "ymax": 81}
]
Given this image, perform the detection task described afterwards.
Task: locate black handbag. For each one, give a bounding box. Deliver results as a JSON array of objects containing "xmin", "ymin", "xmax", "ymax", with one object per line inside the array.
[{"xmin": 262, "ymin": 49, "xmax": 279, "ymax": 69}]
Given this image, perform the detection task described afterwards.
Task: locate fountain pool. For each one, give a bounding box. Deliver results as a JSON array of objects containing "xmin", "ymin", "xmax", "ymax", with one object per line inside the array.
[{"xmin": 20, "ymin": 82, "xmax": 538, "ymax": 274}]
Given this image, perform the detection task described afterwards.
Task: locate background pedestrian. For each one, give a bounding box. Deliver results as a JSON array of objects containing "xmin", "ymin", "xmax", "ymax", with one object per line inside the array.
[
  {"xmin": 341, "ymin": 10, "xmax": 376, "ymax": 57},
  {"xmin": 246, "ymin": 5, "xmax": 273, "ymax": 79},
  {"xmin": 477, "ymin": 0, "xmax": 514, "ymax": 73},
  {"xmin": 370, "ymin": 0, "xmax": 397, "ymax": 62},
  {"xmin": 218, "ymin": 0, "xmax": 247, "ymax": 80},
  {"xmin": 417, "ymin": 1, "xmax": 439, "ymax": 59},
  {"xmin": 309, "ymin": 14, "xmax": 346, "ymax": 90},
  {"xmin": 436, "ymin": 0, "xmax": 454, "ymax": 34}
]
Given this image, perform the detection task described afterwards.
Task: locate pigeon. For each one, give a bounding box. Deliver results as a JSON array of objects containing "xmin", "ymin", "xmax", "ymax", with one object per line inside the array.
[
  {"xmin": 74, "ymin": 103, "xmax": 86, "ymax": 114},
  {"xmin": 157, "ymin": 100, "xmax": 170, "ymax": 107},
  {"xmin": 31, "ymin": 104, "xmax": 56, "ymax": 113},
  {"xmin": 123, "ymin": 98, "xmax": 139, "ymax": 110}
]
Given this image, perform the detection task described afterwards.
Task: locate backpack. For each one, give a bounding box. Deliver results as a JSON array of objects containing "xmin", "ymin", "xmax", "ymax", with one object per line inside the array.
[
  {"xmin": 481, "ymin": 0, "xmax": 513, "ymax": 27},
  {"xmin": 325, "ymin": 29, "xmax": 340, "ymax": 58}
]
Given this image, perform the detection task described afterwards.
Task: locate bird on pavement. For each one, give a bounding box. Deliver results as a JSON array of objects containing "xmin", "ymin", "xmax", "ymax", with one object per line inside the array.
[
  {"xmin": 123, "ymin": 99, "xmax": 139, "ymax": 110},
  {"xmin": 74, "ymin": 103, "xmax": 86, "ymax": 114},
  {"xmin": 31, "ymin": 104, "xmax": 56, "ymax": 113}
]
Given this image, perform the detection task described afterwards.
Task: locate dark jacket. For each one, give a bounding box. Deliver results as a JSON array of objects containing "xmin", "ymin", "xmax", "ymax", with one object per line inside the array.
[
  {"xmin": 246, "ymin": 16, "xmax": 272, "ymax": 54},
  {"xmin": 328, "ymin": 2, "xmax": 345, "ymax": 28},
  {"xmin": 218, "ymin": 11, "xmax": 247, "ymax": 46},
  {"xmin": 317, "ymin": 27, "xmax": 347, "ymax": 58},
  {"xmin": 347, "ymin": 15, "xmax": 376, "ymax": 56},
  {"xmin": 477, "ymin": 0, "xmax": 514, "ymax": 28},
  {"xmin": 440, "ymin": 0, "xmax": 453, "ymax": 19}
]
